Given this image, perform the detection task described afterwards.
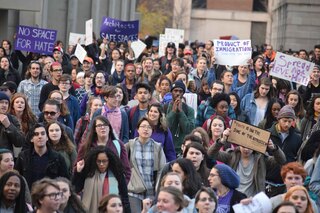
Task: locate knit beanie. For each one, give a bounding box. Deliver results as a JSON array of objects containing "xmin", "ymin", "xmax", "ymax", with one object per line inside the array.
[
  {"xmin": 0, "ymin": 92, "xmax": 10, "ymax": 102},
  {"xmin": 171, "ymin": 80, "xmax": 186, "ymax": 94},
  {"xmin": 215, "ymin": 164, "xmax": 240, "ymax": 189},
  {"xmin": 277, "ymin": 105, "xmax": 296, "ymax": 120}
]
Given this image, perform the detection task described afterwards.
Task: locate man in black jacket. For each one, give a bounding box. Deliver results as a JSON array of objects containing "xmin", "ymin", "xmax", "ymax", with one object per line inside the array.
[{"xmin": 15, "ymin": 123, "xmax": 69, "ymax": 188}]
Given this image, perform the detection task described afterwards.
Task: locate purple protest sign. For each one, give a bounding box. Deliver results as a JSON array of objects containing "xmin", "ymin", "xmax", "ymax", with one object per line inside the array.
[
  {"xmin": 15, "ymin": 25, "xmax": 57, "ymax": 55},
  {"xmin": 100, "ymin": 17, "xmax": 139, "ymax": 42}
]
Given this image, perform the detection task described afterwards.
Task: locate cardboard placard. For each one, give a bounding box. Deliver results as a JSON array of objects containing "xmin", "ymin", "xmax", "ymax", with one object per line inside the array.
[
  {"xmin": 15, "ymin": 25, "xmax": 57, "ymax": 55},
  {"xmin": 69, "ymin": 32, "xmax": 85, "ymax": 46},
  {"xmin": 269, "ymin": 52, "xmax": 315, "ymax": 86},
  {"xmin": 214, "ymin": 39, "xmax": 252, "ymax": 66},
  {"xmin": 228, "ymin": 120, "xmax": 270, "ymax": 153}
]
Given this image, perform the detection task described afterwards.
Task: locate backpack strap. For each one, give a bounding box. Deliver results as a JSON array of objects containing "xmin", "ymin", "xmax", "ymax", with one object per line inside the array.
[
  {"xmin": 129, "ymin": 105, "xmax": 138, "ymax": 121},
  {"xmin": 112, "ymin": 140, "xmax": 121, "ymax": 157}
]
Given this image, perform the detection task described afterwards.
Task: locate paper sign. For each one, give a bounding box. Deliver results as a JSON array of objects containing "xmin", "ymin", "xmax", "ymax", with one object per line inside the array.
[
  {"xmin": 100, "ymin": 17, "xmax": 139, "ymax": 42},
  {"xmin": 85, "ymin": 19, "xmax": 93, "ymax": 46},
  {"xmin": 269, "ymin": 52, "xmax": 315, "ymax": 86},
  {"xmin": 165, "ymin": 28, "xmax": 184, "ymax": 42},
  {"xmin": 15, "ymin": 25, "xmax": 57, "ymax": 55},
  {"xmin": 131, "ymin": 39, "xmax": 147, "ymax": 58},
  {"xmin": 214, "ymin": 39, "xmax": 252, "ymax": 66},
  {"xmin": 159, "ymin": 34, "xmax": 179, "ymax": 57},
  {"xmin": 74, "ymin": 44, "xmax": 87, "ymax": 64},
  {"xmin": 233, "ymin": 192, "xmax": 272, "ymax": 213},
  {"xmin": 228, "ymin": 120, "xmax": 270, "ymax": 153},
  {"xmin": 184, "ymin": 93, "xmax": 197, "ymax": 118},
  {"xmin": 69, "ymin": 32, "xmax": 85, "ymax": 46}
]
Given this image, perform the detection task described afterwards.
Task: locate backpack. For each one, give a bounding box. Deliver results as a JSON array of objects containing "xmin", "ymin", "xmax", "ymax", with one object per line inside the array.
[{"xmin": 129, "ymin": 105, "xmax": 139, "ymax": 121}]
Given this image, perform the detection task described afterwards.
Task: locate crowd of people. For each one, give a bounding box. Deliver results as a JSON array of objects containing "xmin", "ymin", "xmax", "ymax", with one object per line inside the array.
[{"xmin": 0, "ymin": 35, "xmax": 320, "ymax": 213}]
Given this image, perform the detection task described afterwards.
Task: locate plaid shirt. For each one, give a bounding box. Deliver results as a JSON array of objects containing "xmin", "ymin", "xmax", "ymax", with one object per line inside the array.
[
  {"xmin": 129, "ymin": 139, "xmax": 155, "ymax": 200},
  {"xmin": 17, "ymin": 79, "xmax": 48, "ymax": 116}
]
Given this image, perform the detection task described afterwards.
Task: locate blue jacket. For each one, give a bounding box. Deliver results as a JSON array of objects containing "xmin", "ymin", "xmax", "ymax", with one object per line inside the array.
[
  {"xmin": 93, "ymin": 108, "xmax": 129, "ymax": 143},
  {"xmin": 232, "ymin": 69, "xmax": 256, "ymax": 99},
  {"xmin": 66, "ymin": 95, "xmax": 81, "ymax": 129},
  {"xmin": 240, "ymin": 93, "xmax": 257, "ymax": 125}
]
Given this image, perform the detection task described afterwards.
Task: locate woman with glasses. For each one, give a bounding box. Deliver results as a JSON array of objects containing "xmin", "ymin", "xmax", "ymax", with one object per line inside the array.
[
  {"xmin": 135, "ymin": 103, "xmax": 176, "ymax": 162},
  {"xmin": 0, "ymin": 171, "xmax": 32, "ymax": 213},
  {"xmin": 31, "ymin": 178, "xmax": 62, "ymax": 213},
  {"xmin": 56, "ymin": 177, "xmax": 86, "ymax": 213},
  {"xmin": 73, "ymin": 146, "xmax": 130, "ymax": 213},
  {"xmin": 125, "ymin": 117, "xmax": 166, "ymax": 213},
  {"xmin": 76, "ymin": 115, "xmax": 131, "ymax": 183}
]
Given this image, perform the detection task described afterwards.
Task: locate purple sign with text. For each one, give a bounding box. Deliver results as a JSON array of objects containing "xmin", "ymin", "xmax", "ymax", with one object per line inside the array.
[
  {"xmin": 100, "ymin": 17, "xmax": 139, "ymax": 42},
  {"xmin": 15, "ymin": 25, "xmax": 57, "ymax": 55}
]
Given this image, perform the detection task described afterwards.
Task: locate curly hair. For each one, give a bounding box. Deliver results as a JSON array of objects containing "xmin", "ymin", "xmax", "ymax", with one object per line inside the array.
[
  {"xmin": 82, "ymin": 146, "xmax": 124, "ymax": 179},
  {"xmin": 281, "ymin": 162, "xmax": 307, "ymax": 182},
  {"xmin": 209, "ymin": 93, "xmax": 230, "ymax": 109},
  {"xmin": 9, "ymin": 93, "xmax": 37, "ymax": 135}
]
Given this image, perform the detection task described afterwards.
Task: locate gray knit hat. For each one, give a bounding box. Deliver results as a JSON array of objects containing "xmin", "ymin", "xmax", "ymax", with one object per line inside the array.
[{"xmin": 277, "ymin": 105, "xmax": 296, "ymax": 120}]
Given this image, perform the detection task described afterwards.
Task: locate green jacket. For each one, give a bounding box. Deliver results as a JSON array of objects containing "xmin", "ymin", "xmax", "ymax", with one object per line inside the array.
[{"xmin": 165, "ymin": 102, "xmax": 195, "ymax": 154}]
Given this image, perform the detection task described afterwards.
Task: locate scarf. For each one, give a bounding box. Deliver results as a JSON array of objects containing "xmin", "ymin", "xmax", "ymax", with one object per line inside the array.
[{"xmin": 82, "ymin": 170, "xmax": 119, "ymax": 213}]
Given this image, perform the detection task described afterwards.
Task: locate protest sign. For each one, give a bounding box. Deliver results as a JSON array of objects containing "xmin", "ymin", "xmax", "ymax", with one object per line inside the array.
[
  {"xmin": 214, "ymin": 39, "xmax": 252, "ymax": 66},
  {"xmin": 165, "ymin": 28, "xmax": 184, "ymax": 42},
  {"xmin": 15, "ymin": 25, "xmax": 57, "ymax": 55},
  {"xmin": 232, "ymin": 192, "xmax": 272, "ymax": 213},
  {"xmin": 69, "ymin": 32, "xmax": 85, "ymax": 46},
  {"xmin": 228, "ymin": 120, "xmax": 270, "ymax": 153},
  {"xmin": 74, "ymin": 44, "xmax": 87, "ymax": 64},
  {"xmin": 158, "ymin": 34, "xmax": 179, "ymax": 57},
  {"xmin": 131, "ymin": 39, "xmax": 146, "ymax": 58},
  {"xmin": 158, "ymin": 28, "xmax": 185, "ymax": 57},
  {"xmin": 100, "ymin": 17, "xmax": 139, "ymax": 42},
  {"xmin": 269, "ymin": 52, "xmax": 314, "ymax": 86},
  {"xmin": 85, "ymin": 19, "xmax": 93, "ymax": 46}
]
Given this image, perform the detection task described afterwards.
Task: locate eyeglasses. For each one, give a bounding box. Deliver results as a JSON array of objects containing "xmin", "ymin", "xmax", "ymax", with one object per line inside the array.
[
  {"xmin": 139, "ymin": 125, "xmax": 152, "ymax": 130},
  {"xmin": 96, "ymin": 159, "xmax": 109, "ymax": 165},
  {"xmin": 95, "ymin": 123, "xmax": 109, "ymax": 128},
  {"xmin": 43, "ymin": 192, "xmax": 62, "ymax": 200},
  {"xmin": 34, "ymin": 131, "xmax": 46, "ymax": 136},
  {"xmin": 209, "ymin": 173, "xmax": 219, "ymax": 178},
  {"xmin": 44, "ymin": 111, "xmax": 57, "ymax": 116},
  {"xmin": 52, "ymin": 69, "xmax": 62, "ymax": 72}
]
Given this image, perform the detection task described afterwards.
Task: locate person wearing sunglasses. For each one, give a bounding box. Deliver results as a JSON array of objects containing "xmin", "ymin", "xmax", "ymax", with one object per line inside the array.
[
  {"xmin": 31, "ymin": 178, "xmax": 62, "ymax": 213},
  {"xmin": 15, "ymin": 123, "xmax": 69, "ymax": 188}
]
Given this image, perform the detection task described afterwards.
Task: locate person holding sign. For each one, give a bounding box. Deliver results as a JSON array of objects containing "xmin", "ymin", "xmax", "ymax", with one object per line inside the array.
[{"xmin": 207, "ymin": 127, "xmax": 286, "ymax": 197}]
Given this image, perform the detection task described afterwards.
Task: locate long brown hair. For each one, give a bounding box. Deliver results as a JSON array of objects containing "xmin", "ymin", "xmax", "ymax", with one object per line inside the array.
[
  {"xmin": 9, "ymin": 93, "xmax": 37, "ymax": 134},
  {"xmin": 46, "ymin": 121, "xmax": 75, "ymax": 154}
]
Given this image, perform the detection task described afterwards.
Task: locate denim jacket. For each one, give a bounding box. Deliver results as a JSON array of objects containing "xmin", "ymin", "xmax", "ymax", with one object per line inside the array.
[{"xmin": 240, "ymin": 93, "xmax": 257, "ymax": 125}]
